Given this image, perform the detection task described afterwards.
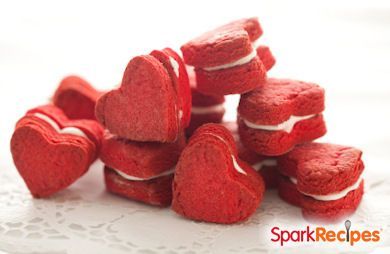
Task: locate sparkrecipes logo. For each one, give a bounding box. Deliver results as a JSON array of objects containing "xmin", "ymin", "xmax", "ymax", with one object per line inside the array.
[{"xmin": 271, "ymin": 220, "xmax": 381, "ymax": 246}]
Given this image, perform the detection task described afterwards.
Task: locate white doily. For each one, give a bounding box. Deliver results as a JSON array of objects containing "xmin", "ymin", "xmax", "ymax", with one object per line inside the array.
[{"xmin": 0, "ymin": 157, "xmax": 389, "ymax": 254}]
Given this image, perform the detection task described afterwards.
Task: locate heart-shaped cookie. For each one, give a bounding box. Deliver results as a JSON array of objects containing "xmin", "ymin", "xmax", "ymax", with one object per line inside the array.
[
  {"xmin": 238, "ymin": 78, "xmax": 326, "ymax": 155},
  {"xmin": 181, "ymin": 18, "xmax": 266, "ymax": 96},
  {"xmin": 10, "ymin": 105, "xmax": 103, "ymax": 198},
  {"xmin": 172, "ymin": 124, "xmax": 264, "ymax": 224},
  {"xmin": 96, "ymin": 48, "xmax": 190, "ymax": 142},
  {"xmin": 53, "ymin": 75, "xmax": 104, "ymax": 120},
  {"xmin": 181, "ymin": 17, "xmax": 262, "ymax": 67},
  {"xmin": 278, "ymin": 143, "xmax": 365, "ymax": 221}
]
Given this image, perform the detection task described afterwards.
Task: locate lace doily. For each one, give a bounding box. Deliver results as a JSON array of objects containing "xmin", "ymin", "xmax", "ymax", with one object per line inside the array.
[{"xmin": 0, "ymin": 157, "xmax": 389, "ymax": 254}]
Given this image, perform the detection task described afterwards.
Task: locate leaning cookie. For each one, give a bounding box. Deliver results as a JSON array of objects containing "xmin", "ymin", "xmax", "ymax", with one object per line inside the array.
[
  {"xmin": 96, "ymin": 48, "xmax": 191, "ymax": 142},
  {"xmin": 10, "ymin": 105, "xmax": 103, "ymax": 198},
  {"xmin": 238, "ymin": 78, "xmax": 326, "ymax": 156},
  {"xmin": 100, "ymin": 132, "xmax": 186, "ymax": 206},
  {"xmin": 172, "ymin": 124, "xmax": 265, "ymax": 224},
  {"xmin": 181, "ymin": 18, "xmax": 266, "ymax": 96},
  {"xmin": 278, "ymin": 143, "xmax": 365, "ymax": 222},
  {"xmin": 53, "ymin": 75, "xmax": 104, "ymax": 120}
]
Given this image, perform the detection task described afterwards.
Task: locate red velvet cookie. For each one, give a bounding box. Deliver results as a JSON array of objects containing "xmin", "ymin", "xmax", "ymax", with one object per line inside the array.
[
  {"xmin": 238, "ymin": 78, "xmax": 326, "ymax": 156},
  {"xmin": 278, "ymin": 176, "xmax": 302, "ymax": 207},
  {"xmin": 278, "ymin": 143, "xmax": 365, "ymax": 222},
  {"xmin": 100, "ymin": 132, "xmax": 186, "ymax": 206},
  {"xmin": 256, "ymin": 45, "xmax": 276, "ymax": 71},
  {"xmin": 104, "ymin": 167, "xmax": 173, "ymax": 207},
  {"xmin": 150, "ymin": 48, "xmax": 191, "ymax": 129},
  {"xmin": 223, "ymin": 122, "xmax": 279, "ymax": 189},
  {"xmin": 172, "ymin": 124, "xmax": 265, "ymax": 224},
  {"xmin": 181, "ymin": 18, "xmax": 266, "ymax": 96},
  {"xmin": 186, "ymin": 71, "xmax": 225, "ymax": 137},
  {"xmin": 182, "ymin": 18, "xmax": 262, "ymax": 67},
  {"xmin": 10, "ymin": 105, "xmax": 103, "ymax": 198},
  {"xmin": 53, "ymin": 75, "xmax": 103, "ymax": 120},
  {"xmin": 96, "ymin": 48, "xmax": 191, "ymax": 142}
]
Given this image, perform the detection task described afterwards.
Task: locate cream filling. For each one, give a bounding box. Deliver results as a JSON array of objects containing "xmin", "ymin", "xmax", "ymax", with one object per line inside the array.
[
  {"xmin": 173, "ymin": 104, "xmax": 182, "ymax": 137},
  {"xmin": 191, "ymin": 104, "xmax": 225, "ymax": 114},
  {"xmin": 33, "ymin": 113, "xmax": 87, "ymax": 138},
  {"xmin": 243, "ymin": 114, "xmax": 317, "ymax": 133},
  {"xmin": 289, "ymin": 177, "xmax": 298, "ymax": 185},
  {"xmin": 252, "ymin": 159, "xmax": 277, "ymax": 171},
  {"xmin": 289, "ymin": 176, "xmax": 363, "ymax": 201},
  {"xmin": 178, "ymin": 109, "xmax": 183, "ymax": 121},
  {"xmin": 203, "ymin": 48, "xmax": 257, "ymax": 71},
  {"xmin": 113, "ymin": 166, "xmax": 175, "ymax": 181},
  {"xmin": 231, "ymin": 155, "xmax": 246, "ymax": 175},
  {"xmin": 251, "ymin": 39, "xmax": 259, "ymax": 49},
  {"xmin": 206, "ymin": 133, "xmax": 246, "ymax": 175},
  {"xmin": 169, "ymin": 56, "xmax": 180, "ymax": 77}
]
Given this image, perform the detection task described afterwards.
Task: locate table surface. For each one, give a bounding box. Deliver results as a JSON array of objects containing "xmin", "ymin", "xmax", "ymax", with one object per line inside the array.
[{"xmin": 0, "ymin": 0, "xmax": 390, "ymax": 253}]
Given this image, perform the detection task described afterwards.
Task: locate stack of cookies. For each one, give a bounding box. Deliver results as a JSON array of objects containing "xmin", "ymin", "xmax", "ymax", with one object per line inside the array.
[
  {"xmin": 178, "ymin": 18, "xmax": 364, "ymax": 223},
  {"xmin": 185, "ymin": 18, "xmax": 276, "ymax": 137},
  {"xmin": 94, "ymin": 48, "xmax": 191, "ymax": 206},
  {"xmin": 10, "ymin": 17, "xmax": 365, "ymax": 224},
  {"xmin": 10, "ymin": 103, "xmax": 104, "ymax": 198}
]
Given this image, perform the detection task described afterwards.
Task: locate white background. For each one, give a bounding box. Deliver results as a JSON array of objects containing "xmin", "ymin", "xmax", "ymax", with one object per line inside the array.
[
  {"xmin": 0, "ymin": 0, "xmax": 390, "ymax": 253},
  {"xmin": 1, "ymin": 0, "xmax": 390, "ymax": 158}
]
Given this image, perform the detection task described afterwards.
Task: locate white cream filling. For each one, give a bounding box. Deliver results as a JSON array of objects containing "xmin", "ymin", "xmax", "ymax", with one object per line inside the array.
[
  {"xmin": 289, "ymin": 176, "xmax": 363, "ymax": 201},
  {"xmin": 206, "ymin": 133, "xmax": 247, "ymax": 175},
  {"xmin": 169, "ymin": 56, "xmax": 180, "ymax": 77},
  {"xmin": 251, "ymin": 39, "xmax": 259, "ymax": 49},
  {"xmin": 33, "ymin": 113, "xmax": 87, "ymax": 138},
  {"xmin": 252, "ymin": 159, "xmax": 277, "ymax": 171},
  {"xmin": 289, "ymin": 177, "xmax": 298, "ymax": 185},
  {"xmin": 178, "ymin": 109, "xmax": 183, "ymax": 121},
  {"xmin": 243, "ymin": 114, "xmax": 317, "ymax": 133},
  {"xmin": 173, "ymin": 104, "xmax": 182, "ymax": 135},
  {"xmin": 203, "ymin": 48, "xmax": 257, "ymax": 71},
  {"xmin": 231, "ymin": 155, "xmax": 246, "ymax": 175},
  {"xmin": 113, "ymin": 166, "xmax": 175, "ymax": 181},
  {"xmin": 191, "ymin": 104, "xmax": 225, "ymax": 114}
]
